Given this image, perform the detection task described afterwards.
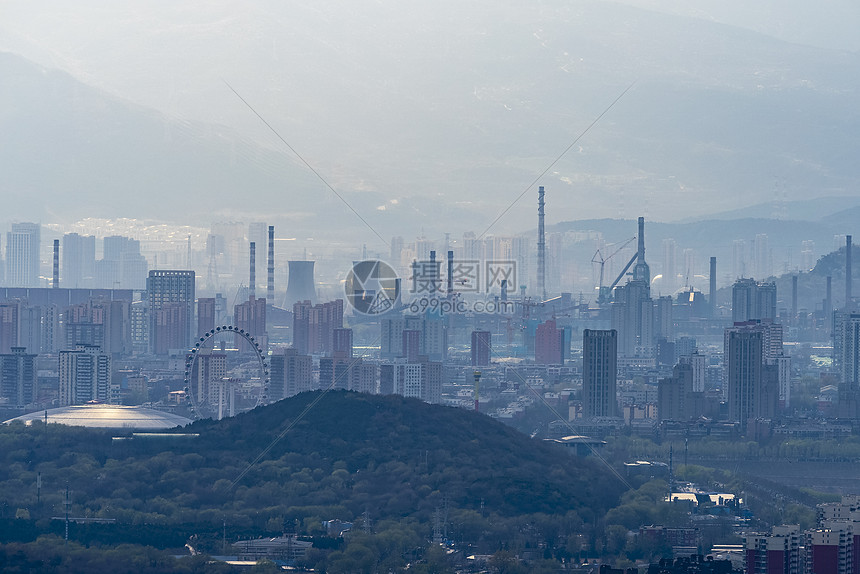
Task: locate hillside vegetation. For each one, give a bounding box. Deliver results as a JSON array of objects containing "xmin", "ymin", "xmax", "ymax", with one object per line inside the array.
[{"xmin": 0, "ymin": 392, "xmax": 632, "ymax": 565}]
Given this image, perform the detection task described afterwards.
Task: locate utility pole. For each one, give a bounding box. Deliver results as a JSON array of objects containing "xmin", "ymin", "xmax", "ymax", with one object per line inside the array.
[{"xmin": 64, "ymin": 482, "xmax": 70, "ymax": 544}]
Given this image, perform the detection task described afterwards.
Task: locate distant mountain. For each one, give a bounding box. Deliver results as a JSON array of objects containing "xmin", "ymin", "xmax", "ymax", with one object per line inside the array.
[
  {"xmin": 681, "ymin": 197, "xmax": 860, "ymax": 223},
  {"xmin": 1, "ymin": 0, "xmax": 859, "ymax": 235},
  {"xmin": 0, "ymin": 52, "xmax": 488, "ymax": 240}
]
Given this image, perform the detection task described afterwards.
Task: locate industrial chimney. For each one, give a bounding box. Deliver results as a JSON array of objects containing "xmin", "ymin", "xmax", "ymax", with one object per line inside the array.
[
  {"xmin": 53, "ymin": 239, "xmax": 59, "ymax": 289},
  {"xmin": 537, "ymin": 186, "xmax": 546, "ymax": 300},
  {"xmin": 430, "ymin": 250, "xmax": 437, "ymax": 293},
  {"xmin": 249, "ymin": 241, "xmax": 256, "ymax": 298},
  {"xmin": 267, "ymin": 226, "xmax": 275, "ymax": 305},
  {"xmin": 447, "ymin": 250, "xmax": 454, "ymax": 297},
  {"xmin": 632, "ymin": 216, "xmax": 651, "ymax": 292},
  {"xmin": 847, "ymin": 235, "xmax": 853, "ymax": 309}
]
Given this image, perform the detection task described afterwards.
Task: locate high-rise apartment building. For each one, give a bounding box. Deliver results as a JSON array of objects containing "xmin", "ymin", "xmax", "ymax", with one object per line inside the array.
[
  {"xmin": 654, "ymin": 295, "xmax": 674, "ymax": 341},
  {"xmin": 319, "ymin": 356, "xmax": 351, "ymax": 390},
  {"xmin": 62, "ymin": 233, "xmax": 95, "ymax": 288},
  {"xmin": 97, "ymin": 235, "xmax": 148, "ymax": 290},
  {"xmin": 0, "ymin": 303, "xmax": 19, "ymax": 354},
  {"xmin": 234, "ymin": 295, "xmax": 266, "ymax": 353},
  {"xmin": 807, "ymin": 527, "xmax": 852, "ymax": 574},
  {"xmin": 402, "ymin": 329, "xmax": 421, "ymax": 362},
  {"xmin": 582, "ymin": 329, "xmax": 618, "ymax": 418},
  {"xmin": 0, "ymin": 347, "xmax": 36, "ymax": 407},
  {"xmin": 732, "ymin": 278, "xmax": 777, "ymax": 323},
  {"xmin": 382, "ymin": 357, "xmax": 442, "ymax": 404},
  {"xmin": 535, "ymin": 319, "xmax": 565, "ymax": 365},
  {"xmin": 191, "ymin": 350, "xmax": 227, "ymax": 410},
  {"xmin": 5, "ymin": 222, "xmax": 40, "ymax": 287},
  {"xmin": 270, "ymin": 347, "xmax": 313, "ymax": 399},
  {"xmin": 611, "ymin": 280, "xmax": 653, "ymax": 357},
  {"xmin": 58, "ymin": 344, "xmax": 111, "ymax": 406},
  {"xmin": 658, "ymin": 361, "xmax": 703, "ymax": 423},
  {"xmin": 63, "ymin": 299, "xmax": 130, "ymax": 356},
  {"xmin": 198, "ymin": 297, "xmax": 216, "ymax": 338},
  {"xmin": 726, "ymin": 328, "xmax": 761, "ymax": 428},
  {"xmin": 292, "ymin": 299, "xmax": 343, "ymax": 355},
  {"xmin": 726, "ymin": 325, "xmax": 781, "ymax": 430},
  {"xmin": 147, "ymin": 270, "xmax": 195, "ymax": 355},
  {"xmin": 745, "ymin": 525, "xmax": 801, "ymax": 574},
  {"xmin": 350, "ymin": 361, "xmax": 377, "ymax": 394},
  {"xmin": 332, "ymin": 328, "xmax": 353, "ymax": 359},
  {"xmin": 471, "ymin": 330, "xmax": 491, "ymax": 367},
  {"xmin": 835, "ymin": 313, "xmax": 860, "ymax": 386}
]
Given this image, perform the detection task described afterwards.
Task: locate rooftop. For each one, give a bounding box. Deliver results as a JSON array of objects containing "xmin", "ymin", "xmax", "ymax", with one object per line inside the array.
[{"xmin": 3, "ymin": 404, "xmax": 192, "ymax": 430}]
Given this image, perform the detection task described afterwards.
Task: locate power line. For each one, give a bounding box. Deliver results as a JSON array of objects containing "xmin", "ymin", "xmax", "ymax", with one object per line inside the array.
[
  {"xmin": 478, "ymin": 81, "xmax": 636, "ymax": 240},
  {"xmin": 223, "ymin": 80, "xmax": 389, "ymax": 248}
]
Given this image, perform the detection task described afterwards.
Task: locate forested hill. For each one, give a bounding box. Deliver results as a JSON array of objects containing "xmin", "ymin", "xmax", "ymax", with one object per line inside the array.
[
  {"xmin": 1, "ymin": 391, "xmax": 624, "ymax": 536},
  {"xmin": 187, "ymin": 390, "xmax": 623, "ymax": 519}
]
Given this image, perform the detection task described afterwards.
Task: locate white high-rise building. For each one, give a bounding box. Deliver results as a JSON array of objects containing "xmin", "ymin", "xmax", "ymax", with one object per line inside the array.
[
  {"xmin": 5, "ymin": 222, "xmax": 40, "ymax": 287},
  {"xmin": 58, "ymin": 344, "xmax": 111, "ymax": 406},
  {"xmin": 62, "ymin": 233, "xmax": 95, "ymax": 288}
]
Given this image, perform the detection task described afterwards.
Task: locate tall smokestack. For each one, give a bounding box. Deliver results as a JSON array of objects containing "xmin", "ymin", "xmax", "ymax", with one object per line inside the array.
[
  {"xmin": 53, "ymin": 239, "xmax": 59, "ymax": 289},
  {"xmin": 429, "ymin": 250, "xmax": 437, "ymax": 293},
  {"xmin": 826, "ymin": 275, "xmax": 832, "ymax": 317},
  {"xmin": 792, "ymin": 274, "xmax": 798, "ymax": 317},
  {"xmin": 709, "ymin": 257, "xmax": 717, "ymax": 318},
  {"xmin": 537, "ymin": 185, "xmax": 546, "ymax": 300},
  {"xmin": 847, "ymin": 235, "xmax": 853, "ymax": 309},
  {"xmin": 249, "ymin": 241, "xmax": 256, "ymax": 298},
  {"xmin": 447, "ymin": 250, "xmax": 454, "ymax": 296},
  {"xmin": 267, "ymin": 226, "xmax": 275, "ymax": 305},
  {"xmin": 632, "ymin": 216, "xmax": 651, "ymax": 291}
]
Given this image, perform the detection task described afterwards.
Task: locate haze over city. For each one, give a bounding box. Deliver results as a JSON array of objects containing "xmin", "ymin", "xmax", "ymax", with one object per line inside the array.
[{"xmin": 2, "ymin": 2, "xmax": 860, "ymax": 573}]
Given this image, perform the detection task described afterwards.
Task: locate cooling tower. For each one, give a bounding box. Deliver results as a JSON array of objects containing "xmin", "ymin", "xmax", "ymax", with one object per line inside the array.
[{"xmin": 285, "ymin": 260, "xmax": 317, "ymax": 307}]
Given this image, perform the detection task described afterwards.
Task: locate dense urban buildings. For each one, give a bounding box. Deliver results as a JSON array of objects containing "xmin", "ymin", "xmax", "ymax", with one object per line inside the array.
[{"xmin": 0, "ymin": 214, "xmax": 854, "ymax": 446}]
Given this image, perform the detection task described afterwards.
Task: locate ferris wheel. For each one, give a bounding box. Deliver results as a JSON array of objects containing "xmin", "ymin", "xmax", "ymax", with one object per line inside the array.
[{"xmin": 183, "ymin": 325, "xmax": 270, "ymax": 419}]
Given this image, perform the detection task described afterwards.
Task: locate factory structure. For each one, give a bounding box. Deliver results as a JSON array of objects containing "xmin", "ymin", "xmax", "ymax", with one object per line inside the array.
[{"xmin": 1, "ymin": 181, "xmax": 857, "ymax": 444}]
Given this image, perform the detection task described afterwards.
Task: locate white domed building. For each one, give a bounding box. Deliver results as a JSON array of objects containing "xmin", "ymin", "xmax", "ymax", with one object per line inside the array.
[{"xmin": 4, "ymin": 403, "xmax": 192, "ymax": 430}]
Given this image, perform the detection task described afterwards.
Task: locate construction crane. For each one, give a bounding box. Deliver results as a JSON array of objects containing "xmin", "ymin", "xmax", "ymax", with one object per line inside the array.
[{"xmin": 591, "ymin": 236, "xmax": 635, "ymax": 304}]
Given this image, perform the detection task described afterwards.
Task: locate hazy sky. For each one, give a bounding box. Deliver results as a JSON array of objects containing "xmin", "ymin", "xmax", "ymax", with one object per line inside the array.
[{"xmin": 2, "ymin": 1, "xmax": 859, "ymax": 239}]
